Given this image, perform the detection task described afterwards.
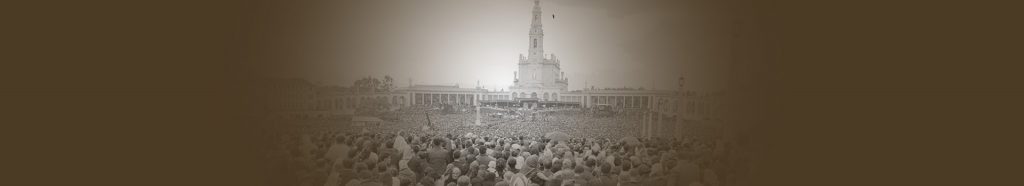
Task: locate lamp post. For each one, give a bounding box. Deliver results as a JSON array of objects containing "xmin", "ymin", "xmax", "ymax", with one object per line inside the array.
[{"xmin": 677, "ymin": 76, "xmax": 686, "ymax": 139}]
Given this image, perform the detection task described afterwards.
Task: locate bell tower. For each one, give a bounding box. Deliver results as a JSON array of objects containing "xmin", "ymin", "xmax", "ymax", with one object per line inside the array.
[
  {"xmin": 528, "ymin": 0, "xmax": 544, "ymax": 60},
  {"xmin": 512, "ymin": 0, "xmax": 566, "ymax": 94}
]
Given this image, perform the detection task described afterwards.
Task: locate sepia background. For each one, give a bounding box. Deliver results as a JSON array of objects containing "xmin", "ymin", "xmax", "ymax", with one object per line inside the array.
[{"xmin": 3, "ymin": 0, "xmax": 1024, "ymax": 185}]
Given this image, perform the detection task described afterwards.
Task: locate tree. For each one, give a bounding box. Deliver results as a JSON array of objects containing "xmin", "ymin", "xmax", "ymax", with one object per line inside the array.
[
  {"xmin": 351, "ymin": 75, "xmax": 396, "ymax": 93},
  {"xmin": 370, "ymin": 77, "xmax": 381, "ymax": 92},
  {"xmin": 382, "ymin": 75, "xmax": 394, "ymax": 92},
  {"xmin": 353, "ymin": 76, "xmax": 382, "ymax": 93},
  {"xmin": 353, "ymin": 77, "xmax": 371, "ymax": 93}
]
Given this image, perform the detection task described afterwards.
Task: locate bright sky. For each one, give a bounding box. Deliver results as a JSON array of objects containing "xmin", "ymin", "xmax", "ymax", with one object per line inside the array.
[{"xmin": 271, "ymin": 0, "xmax": 731, "ymax": 92}]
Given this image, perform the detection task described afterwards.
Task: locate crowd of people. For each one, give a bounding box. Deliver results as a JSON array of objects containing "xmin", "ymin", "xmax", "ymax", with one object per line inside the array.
[
  {"xmin": 258, "ymin": 106, "xmax": 751, "ymax": 186},
  {"xmin": 378, "ymin": 106, "xmax": 649, "ymax": 140}
]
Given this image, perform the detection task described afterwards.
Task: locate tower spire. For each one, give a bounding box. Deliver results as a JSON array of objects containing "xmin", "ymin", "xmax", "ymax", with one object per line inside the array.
[{"xmin": 528, "ymin": 0, "xmax": 544, "ymax": 60}]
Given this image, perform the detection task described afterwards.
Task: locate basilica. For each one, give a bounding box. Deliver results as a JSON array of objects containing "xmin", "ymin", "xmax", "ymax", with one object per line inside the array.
[
  {"xmin": 507, "ymin": 0, "xmax": 568, "ymax": 109},
  {"xmin": 265, "ymin": 0, "xmax": 723, "ymax": 138}
]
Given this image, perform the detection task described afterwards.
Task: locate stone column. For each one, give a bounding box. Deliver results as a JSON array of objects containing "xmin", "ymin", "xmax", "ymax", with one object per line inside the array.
[
  {"xmin": 475, "ymin": 106, "xmax": 481, "ymax": 126},
  {"xmin": 639, "ymin": 112, "xmax": 645, "ymax": 138},
  {"xmin": 644, "ymin": 112, "xmax": 650, "ymax": 138},
  {"xmin": 653, "ymin": 112, "xmax": 660, "ymax": 138}
]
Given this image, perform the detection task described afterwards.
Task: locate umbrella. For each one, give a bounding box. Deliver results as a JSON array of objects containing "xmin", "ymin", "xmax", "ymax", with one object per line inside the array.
[
  {"xmin": 620, "ymin": 136, "xmax": 641, "ymax": 146},
  {"xmin": 545, "ymin": 131, "xmax": 570, "ymax": 142}
]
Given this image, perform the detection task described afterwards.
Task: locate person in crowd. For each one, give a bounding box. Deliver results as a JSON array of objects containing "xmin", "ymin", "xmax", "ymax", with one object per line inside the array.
[
  {"xmin": 591, "ymin": 162, "xmax": 616, "ymax": 186},
  {"xmin": 428, "ymin": 138, "xmax": 452, "ymax": 176},
  {"xmin": 325, "ymin": 135, "xmax": 350, "ymax": 164}
]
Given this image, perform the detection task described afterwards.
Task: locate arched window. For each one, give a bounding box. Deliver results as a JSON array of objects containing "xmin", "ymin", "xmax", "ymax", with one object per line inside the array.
[
  {"xmin": 531, "ymin": 92, "xmax": 538, "ymax": 98},
  {"xmin": 533, "ymin": 39, "xmax": 537, "ymax": 48}
]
